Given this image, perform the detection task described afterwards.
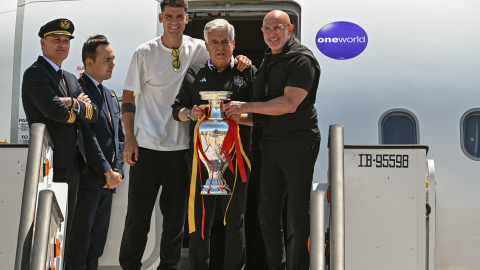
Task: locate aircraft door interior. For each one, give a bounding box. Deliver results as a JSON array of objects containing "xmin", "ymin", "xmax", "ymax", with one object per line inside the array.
[{"xmin": 185, "ymin": 9, "xmax": 299, "ymax": 68}]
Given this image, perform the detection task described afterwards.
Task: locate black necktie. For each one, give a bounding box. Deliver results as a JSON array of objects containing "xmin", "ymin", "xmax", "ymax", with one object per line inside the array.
[
  {"xmin": 98, "ymin": 83, "xmax": 105, "ymax": 101},
  {"xmin": 98, "ymin": 84, "xmax": 112, "ymax": 122},
  {"xmin": 98, "ymin": 84, "xmax": 114, "ymax": 161}
]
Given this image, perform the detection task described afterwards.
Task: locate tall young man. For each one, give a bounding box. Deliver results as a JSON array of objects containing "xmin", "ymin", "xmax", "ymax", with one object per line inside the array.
[{"xmin": 119, "ymin": 1, "xmax": 250, "ymax": 269}]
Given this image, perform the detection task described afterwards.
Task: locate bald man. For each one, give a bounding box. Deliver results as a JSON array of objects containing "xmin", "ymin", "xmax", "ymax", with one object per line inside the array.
[{"xmin": 223, "ymin": 10, "xmax": 321, "ymax": 270}]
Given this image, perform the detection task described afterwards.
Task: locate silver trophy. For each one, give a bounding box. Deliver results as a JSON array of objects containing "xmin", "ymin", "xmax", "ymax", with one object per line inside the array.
[{"xmin": 198, "ymin": 91, "xmax": 232, "ymax": 195}]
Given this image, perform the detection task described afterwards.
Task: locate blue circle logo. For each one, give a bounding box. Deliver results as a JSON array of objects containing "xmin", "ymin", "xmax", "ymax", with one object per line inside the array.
[{"xmin": 315, "ymin": 21, "xmax": 368, "ymax": 60}]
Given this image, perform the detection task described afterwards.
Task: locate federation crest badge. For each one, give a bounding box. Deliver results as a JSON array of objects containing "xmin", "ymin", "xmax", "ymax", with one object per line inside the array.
[
  {"xmin": 234, "ymin": 75, "xmax": 244, "ymax": 87},
  {"xmin": 60, "ymin": 20, "xmax": 71, "ymax": 30}
]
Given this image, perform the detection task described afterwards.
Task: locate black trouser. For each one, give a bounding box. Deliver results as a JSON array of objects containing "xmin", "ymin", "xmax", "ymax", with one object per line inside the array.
[
  {"xmin": 258, "ymin": 140, "xmax": 319, "ymax": 270},
  {"xmin": 188, "ymin": 156, "xmax": 249, "ymax": 270},
  {"xmin": 119, "ymin": 147, "xmax": 189, "ymax": 270},
  {"xmin": 53, "ymin": 161, "xmax": 80, "ymax": 253},
  {"xmin": 65, "ymin": 188, "xmax": 113, "ymax": 270}
]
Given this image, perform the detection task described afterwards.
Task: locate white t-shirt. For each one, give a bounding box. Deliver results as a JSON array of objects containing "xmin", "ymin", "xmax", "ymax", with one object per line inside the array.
[{"xmin": 124, "ymin": 35, "xmax": 208, "ymax": 151}]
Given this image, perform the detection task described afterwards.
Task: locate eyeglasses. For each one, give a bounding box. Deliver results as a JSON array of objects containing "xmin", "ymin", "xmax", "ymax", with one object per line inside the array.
[
  {"xmin": 260, "ymin": 24, "xmax": 291, "ymax": 34},
  {"xmin": 172, "ymin": 48, "xmax": 181, "ymax": 72}
]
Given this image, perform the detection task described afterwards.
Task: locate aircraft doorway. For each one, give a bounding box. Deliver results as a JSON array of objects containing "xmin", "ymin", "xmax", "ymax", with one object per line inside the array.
[
  {"xmin": 185, "ymin": 6, "xmax": 300, "ymax": 68},
  {"xmin": 185, "ymin": 17, "xmax": 267, "ymax": 67},
  {"xmin": 183, "ymin": 3, "xmax": 301, "ymax": 270}
]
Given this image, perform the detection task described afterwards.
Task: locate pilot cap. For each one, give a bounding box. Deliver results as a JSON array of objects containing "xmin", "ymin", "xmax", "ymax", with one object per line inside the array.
[{"xmin": 38, "ymin": 18, "xmax": 75, "ymax": 39}]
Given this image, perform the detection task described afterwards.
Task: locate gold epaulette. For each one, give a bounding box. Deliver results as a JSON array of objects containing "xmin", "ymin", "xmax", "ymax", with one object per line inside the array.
[
  {"xmin": 85, "ymin": 103, "xmax": 94, "ymax": 120},
  {"xmin": 67, "ymin": 109, "xmax": 76, "ymax": 123}
]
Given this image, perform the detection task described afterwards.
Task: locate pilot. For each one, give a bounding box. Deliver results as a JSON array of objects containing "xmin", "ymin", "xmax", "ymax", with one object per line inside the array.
[
  {"xmin": 21, "ymin": 18, "xmax": 98, "ymax": 254},
  {"xmin": 171, "ymin": 18, "xmax": 254, "ymax": 270},
  {"xmin": 223, "ymin": 10, "xmax": 321, "ymax": 270}
]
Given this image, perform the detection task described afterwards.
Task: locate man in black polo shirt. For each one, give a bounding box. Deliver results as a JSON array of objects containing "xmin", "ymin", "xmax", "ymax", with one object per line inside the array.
[
  {"xmin": 223, "ymin": 10, "xmax": 321, "ymax": 270},
  {"xmin": 172, "ymin": 18, "xmax": 254, "ymax": 270}
]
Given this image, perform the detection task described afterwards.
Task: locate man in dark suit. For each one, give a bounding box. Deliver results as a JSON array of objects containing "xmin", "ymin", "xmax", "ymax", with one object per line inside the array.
[
  {"xmin": 21, "ymin": 18, "xmax": 98, "ymax": 247},
  {"xmin": 65, "ymin": 35, "xmax": 125, "ymax": 270}
]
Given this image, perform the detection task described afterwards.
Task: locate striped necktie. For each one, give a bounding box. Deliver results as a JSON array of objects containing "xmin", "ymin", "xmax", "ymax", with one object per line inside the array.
[{"xmin": 58, "ymin": 69, "xmax": 69, "ymax": 96}]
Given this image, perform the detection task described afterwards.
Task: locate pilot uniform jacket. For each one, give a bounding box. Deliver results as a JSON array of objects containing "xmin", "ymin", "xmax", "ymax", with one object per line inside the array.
[
  {"xmin": 22, "ymin": 56, "xmax": 98, "ymax": 170},
  {"xmin": 78, "ymin": 74, "xmax": 125, "ymax": 189}
]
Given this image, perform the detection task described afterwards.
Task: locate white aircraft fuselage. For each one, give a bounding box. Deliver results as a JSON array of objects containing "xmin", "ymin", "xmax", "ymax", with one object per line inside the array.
[{"xmin": 1, "ymin": 0, "xmax": 479, "ymax": 269}]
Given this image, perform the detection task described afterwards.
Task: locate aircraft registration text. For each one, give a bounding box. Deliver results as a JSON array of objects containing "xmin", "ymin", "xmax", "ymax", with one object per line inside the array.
[{"xmin": 358, "ymin": 154, "xmax": 409, "ymax": 168}]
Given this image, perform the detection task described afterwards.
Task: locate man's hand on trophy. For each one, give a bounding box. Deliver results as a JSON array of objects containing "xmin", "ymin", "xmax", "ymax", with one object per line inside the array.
[
  {"xmin": 228, "ymin": 114, "xmax": 241, "ymax": 123},
  {"xmin": 223, "ymin": 100, "xmax": 248, "ymax": 118},
  {"xmin": 188, "ymin": 105, "xmax": 203, "ymax": 121}
]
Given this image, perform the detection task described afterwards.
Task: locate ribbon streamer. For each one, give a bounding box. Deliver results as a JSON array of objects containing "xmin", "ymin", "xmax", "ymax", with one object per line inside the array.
[{"xmin": 188, "ymin": 105, "xmax": 251, "ymax": 237}]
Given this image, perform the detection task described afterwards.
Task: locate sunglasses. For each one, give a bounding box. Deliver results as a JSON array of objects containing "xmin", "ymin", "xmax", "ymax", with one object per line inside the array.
[{"xmin": 172, "ymin": 48, "xmax": 181, "ymax": 72}]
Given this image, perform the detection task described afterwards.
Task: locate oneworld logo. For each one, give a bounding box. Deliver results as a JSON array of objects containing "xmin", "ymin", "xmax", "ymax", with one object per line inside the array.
[
  {"xmin": 317, "ymin": 36, "xmax": 367, "ymax": 43},
  {"xmin": 316, "ymin": 21, "xmax": 368, "ymax": 60}
]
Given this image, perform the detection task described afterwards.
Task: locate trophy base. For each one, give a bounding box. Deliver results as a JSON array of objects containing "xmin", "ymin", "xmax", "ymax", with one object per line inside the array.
[
  {"xmin": 200, "ymin": 179, "xmax": 231, "ymax": 195},
  {"xmin": 201, "ymin": 186, "xmax": 231, "ymax": 195}
]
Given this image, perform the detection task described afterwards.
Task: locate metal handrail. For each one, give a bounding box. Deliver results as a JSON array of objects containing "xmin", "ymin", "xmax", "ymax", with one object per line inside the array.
[
  {"xmin": 328, "ymin": 124, "xmax": 345, "ymax": 270},
  {"xmin": 30, "ymin": 190, "xmax": 63, "ymax": 269},
  {"xmin": 427, "ymin": 159, "xmax": 436, "ymax": 270},
  {"xmin": 310, "ymin": 190, "xmax": 325, "ymax": 270},
  {"xmin": 14, "ymin": 123, "xmax": 54, "ymax": 270}
]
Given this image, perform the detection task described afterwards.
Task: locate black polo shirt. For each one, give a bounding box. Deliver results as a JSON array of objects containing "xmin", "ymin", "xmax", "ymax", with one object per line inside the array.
[
  {"xmin": 257, "ymin": 37, "xmax": 321, "ymax": 142},
  {"xmin": 172, "ymin": 62, "xmax": 255, "ymax": 158}
]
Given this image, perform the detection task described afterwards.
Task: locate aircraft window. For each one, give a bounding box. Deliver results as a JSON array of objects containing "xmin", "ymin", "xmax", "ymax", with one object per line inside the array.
[
  {"xmin": 461, "ymin": 110, "xmax": 480, "ymax": 160},
  {"xmin": 380, "ymin": 111, "xmax": 418, "ymax": 144}
]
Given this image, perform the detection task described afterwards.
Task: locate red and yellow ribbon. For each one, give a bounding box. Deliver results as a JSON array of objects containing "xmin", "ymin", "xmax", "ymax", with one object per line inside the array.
[{"xmin": 188, "ymin": 106, "xmax": 251, "ymax": 237}]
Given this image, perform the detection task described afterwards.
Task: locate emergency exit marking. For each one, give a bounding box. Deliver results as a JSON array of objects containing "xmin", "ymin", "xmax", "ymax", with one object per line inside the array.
[{"xmin": 358, "ymin": 154, "xmax": 409, "ymax": 168}]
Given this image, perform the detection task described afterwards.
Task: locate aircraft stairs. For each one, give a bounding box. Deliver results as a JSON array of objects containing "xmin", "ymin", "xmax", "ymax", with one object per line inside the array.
[
  {"xmin": 310, "ymin": 125, "xmax": 436, "ymax": 270},
  {"xmin": 0, "ymin": 123, "xmax": 67, "ymax": 270},
  {"xmin": 0, "ymin": 124, "xmax": 436, "ymax": 270}
]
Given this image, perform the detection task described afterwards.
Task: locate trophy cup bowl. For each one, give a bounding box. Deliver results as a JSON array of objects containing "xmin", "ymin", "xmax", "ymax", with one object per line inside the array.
[{"xmin": 198, "ymin": 91, "xmax": 232, "ymax": 195}]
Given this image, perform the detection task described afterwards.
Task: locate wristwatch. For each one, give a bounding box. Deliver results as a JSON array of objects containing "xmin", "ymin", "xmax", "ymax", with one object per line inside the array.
[{"xmin": 186, "ymin": 110, "xmax": 192, "ymax": 120}]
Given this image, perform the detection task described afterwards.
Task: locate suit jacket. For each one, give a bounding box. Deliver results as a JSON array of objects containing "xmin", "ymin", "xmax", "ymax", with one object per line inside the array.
[
  {"xmin": 22, "ymin": 56, "xmax": 98, "ymax": 169},
  {"xmin": 78, "ymin": 74, "xmax": 125, "ymax": 190}
]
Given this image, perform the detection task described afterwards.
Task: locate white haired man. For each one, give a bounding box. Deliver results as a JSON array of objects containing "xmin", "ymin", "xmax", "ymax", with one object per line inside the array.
[{"xmin": 172, "ymin": 18, "xmax": 255, "ymax": 270}]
